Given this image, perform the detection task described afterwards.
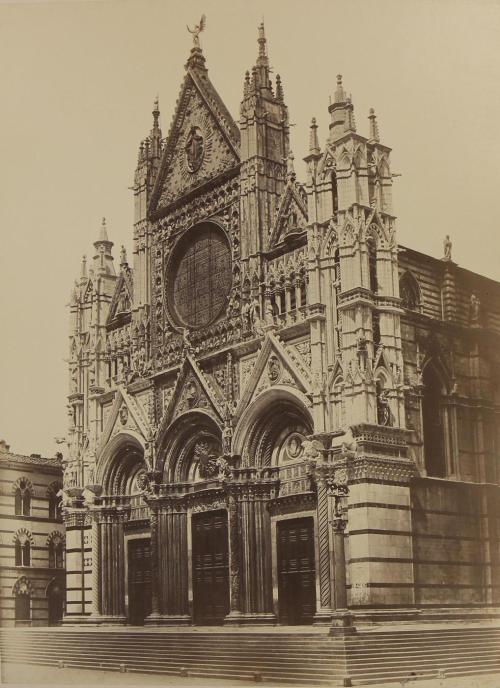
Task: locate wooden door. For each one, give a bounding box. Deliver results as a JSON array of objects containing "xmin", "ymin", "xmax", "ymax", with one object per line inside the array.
[
  {"xmin": 277, "ymin": 517, "xmax": 316, "ymax": 625},
  {"xmin": 127, "ymin": 538, "xmax": 152, "ymax": 625},
  {"xmin": 192, "ymin": 510, "xmax": 229, "ymax": 624}
]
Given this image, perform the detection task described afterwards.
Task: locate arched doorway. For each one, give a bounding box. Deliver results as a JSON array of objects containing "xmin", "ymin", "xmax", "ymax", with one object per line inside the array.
[
  {"xmin": 237, "ymin": 389, "xmax": 316, "ymax": 625},
  {"xmin": 99, "ymin": 434, "xmax": 150, "ymax": 625},
  {"xmin": 162, "ymin": 411, "xmax": 228, "ymax": 625},
  {"xmin": 46, "ymin": 578, "xmax": 64, "ymax": 625}
]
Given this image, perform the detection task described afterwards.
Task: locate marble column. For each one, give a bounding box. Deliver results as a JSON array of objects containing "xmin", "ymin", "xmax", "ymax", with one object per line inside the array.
[
  {"xmin": 156, "ymin": 498, "xmax": 190, "ymax": 624},
  {"xmin": 96, "ymin": 504, "xmax": 129, "ymax": 623},
  {"xmin": 225, "ymin": 473, "xmax": 278, "ymax": 625}
]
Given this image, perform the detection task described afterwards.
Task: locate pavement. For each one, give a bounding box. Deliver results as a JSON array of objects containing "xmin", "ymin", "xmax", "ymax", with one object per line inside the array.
[{"xmin": 2, "ymin": 663, "xmax": 500, "ymax": 688}]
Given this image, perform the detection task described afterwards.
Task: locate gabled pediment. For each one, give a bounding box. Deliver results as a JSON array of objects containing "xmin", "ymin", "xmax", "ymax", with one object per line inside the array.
[
  {"xmin": 149, "ymin": 60, "xmax": 240, "ymax": 215},
  {"xmin": 97, "ymin": 386, "xmax": 151, "ymax": 456},
  {"xmin": 235, "ymin": 333, "xmax": 312, "ymax": 420},
  {"xmin": 269, "ymin": 181, "xmax": 308, "ymax": 249},
  {"xmin": 107, "ymin": 274, "xmax": 133, "ymax": 325},
  {"xmin": 156, "ymin": 354, "xmax": 225, "ymax": 449}
]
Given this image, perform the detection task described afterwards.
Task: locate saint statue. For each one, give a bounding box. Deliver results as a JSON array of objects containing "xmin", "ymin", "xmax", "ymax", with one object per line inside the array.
[{"xmin": 443, "ymin": 234, "xmax": 452, "ymax": 261}]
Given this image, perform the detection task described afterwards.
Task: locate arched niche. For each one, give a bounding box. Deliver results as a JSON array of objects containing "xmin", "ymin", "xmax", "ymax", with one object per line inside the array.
[
  {"xmin": 421, "ymin": 360, "xmax": 449, "ymax": 478},
  {"xmin": 97, "ymin": 432, "xmax": 147, "ymax": 496},
  {"xmin": 158, "ymin": 410, "xmax": 223, "ymax": 483},
  {"xmin": 234, "ymin": 387, "xmax": 314, "ymax": 468}
]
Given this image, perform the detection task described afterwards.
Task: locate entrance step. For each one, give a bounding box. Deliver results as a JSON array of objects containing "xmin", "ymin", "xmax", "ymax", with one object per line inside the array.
[{"xmin": 2, "ymin": 625, "xmax": 500, "ymax": 685}]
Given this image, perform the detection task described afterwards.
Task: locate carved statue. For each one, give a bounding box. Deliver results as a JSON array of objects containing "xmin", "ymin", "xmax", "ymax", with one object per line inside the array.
[
  {"xmin": 376, "ymin": 388, "xmax": 391, "ymax": 426},
  {"xmin": 443, "ymin": 234, "xmax": 452, "ymax": 261},
  {"xmin": 301, "ymin": 438, "xmax": 324, "ymax": 460},
  {"xmin": 187, "ymin": 14, "xmax": 206, "ymax": 49},
  {"xmin": 470, "ymin": 293, "xmax": 481, "ymax": 324}
]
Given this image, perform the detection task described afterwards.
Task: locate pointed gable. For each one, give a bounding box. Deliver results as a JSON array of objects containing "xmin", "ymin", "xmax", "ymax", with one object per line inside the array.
[
  {"xmin": 156, "ymin": 354, "xmax": 225, "ymax": 450},
  {"xmin": 149, "ymin": 49, "xmax": 240, "ymax": 216},
  {"xmin": 269, "ymin": 181, "xmax": 308, "ymax": 249},
  {"xmin": 97, "ymin": 386, "xmax": 151, "ymax": 456},
  {"xmin": 236, "ymin": 333, "xmax": 312, "ymax": 419},
  {"xmin": 107, "ymin": 273, "xmax": 133, "ymax": 326}
]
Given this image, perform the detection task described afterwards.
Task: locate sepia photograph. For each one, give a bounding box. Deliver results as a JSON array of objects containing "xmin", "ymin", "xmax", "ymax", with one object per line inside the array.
[{"xmin": 1, "ymin": 0, "xmax": 500, "ymax": 686}]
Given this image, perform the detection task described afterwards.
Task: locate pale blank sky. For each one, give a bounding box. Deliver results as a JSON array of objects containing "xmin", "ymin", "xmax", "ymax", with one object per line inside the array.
[{"xmin": 1, "ymin": 0, "xmax": 499, "ymax": 457}]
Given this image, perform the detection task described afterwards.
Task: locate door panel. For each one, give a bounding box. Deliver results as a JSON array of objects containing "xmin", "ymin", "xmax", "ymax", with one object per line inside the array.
[
  {"xmin": 192, "ymin": 510, "xmax": 229, "ymax": 624},
  {"xmin": 277, "ymin": 517, "xmax": 316, "ymax": 624},
  {"xmin": 128, "ymin": 538, "xmax": 152, "ymax": 625}
]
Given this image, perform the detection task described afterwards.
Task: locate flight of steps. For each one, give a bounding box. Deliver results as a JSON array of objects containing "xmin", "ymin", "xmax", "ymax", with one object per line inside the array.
[{"xmin": 1, "ymin": 625, "xmax": 500, "ymax": 685}]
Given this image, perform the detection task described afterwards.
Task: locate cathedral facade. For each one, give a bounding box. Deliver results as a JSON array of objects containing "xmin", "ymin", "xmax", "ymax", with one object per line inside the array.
[{"xmin": 63, "ymin": 25, "xmax": 500, "ymax": 627}]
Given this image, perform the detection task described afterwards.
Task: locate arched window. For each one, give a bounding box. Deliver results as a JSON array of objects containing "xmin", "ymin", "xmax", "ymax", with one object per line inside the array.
[
  {"xmin": 47, "ymin": 533, "xmax": 65, "ymax": 569},
  {"xmin": 334, "ymin": 249, "xmax": 342, "ymax": 352},
  {"xmin": 13, "ymin": 577, "xmax": 32, "ymax": 624},
  {"xmin": 422, "ymin": 363, "xmax": 447, "ymax": 477},
  {"xmin": 367, "ymin": 237, "xmax": 378, "ymax": 293},
  {"xmin": 400, "ymin": 272, "xmax": 421, "ymax": 311},
  {"xmin": 14, "ymin": 539, "xmax": 30, "ymax": 566},
  {"xmin": 47, "ymin": 483, "xmax": 62, "ymax": 520},
  {"xmin": 14, "ymin": 479, "xmax": 32, "ymax": 516}
]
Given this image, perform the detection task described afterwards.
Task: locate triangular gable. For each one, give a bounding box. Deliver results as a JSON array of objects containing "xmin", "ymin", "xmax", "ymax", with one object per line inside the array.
[
  {"xmin": 269, "ymin": 181, "xmax": 308, "ymax": 248},
  {"xmin": 107, "ymin": 274, "xmax": 133, "ymax": 325},
  {"xmin": 235, "ymin": 333, "xmax": 312, "ymax": 420},
  {"xmin": 97, "ymin": 386, "xmax": 151, "ymax": 455},
  {"xmin": 156, "ymin": 354, "xmax": 225, "ymax": 449},
  {"xmin": 149, "ymin": 61, "xmax": 240, "ymax": 215}
]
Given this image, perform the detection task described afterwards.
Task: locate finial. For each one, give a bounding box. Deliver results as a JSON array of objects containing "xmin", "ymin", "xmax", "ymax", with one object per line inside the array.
[
  {"xmin": 120, "ymin": 245, "xmax": 128, "ymax": 266},
  {"xmin": 443, "ymin": 234, "xmax": 452, "ymax": 261},
  {"xmin": 275, "ymin": 74, "xmax": 284, "ymax": 102},
  {"xmin": 368, "ymin": 107, "xmax": 380, "ymax": 142},
  {"xmin": 286, "ymin": 150, "xmax": 296, "ymax": 180},
  {"xmin": 309, "ymin": 117, "xmax": 320, "ymax": 155},
  {"xmin": 243, "ymin": 70, "xmax": 251, "ymax": 96},
  {"xmin": 81, "ymin": 254, "xmax": 87, "ymax": 278},
  {"xmin": 334, "ymin": 74, "xmax": 346, "ymax": 103},
  {"xmin": 187, "ymin": 14, "xmax": 206, "ymax": 50},
  {"xmin": 258, "ymin": 21, "xmax": 266, "ymax": 55},
  {"xmin": 344, "ymin": 97, "xmax": 356, "ymax": 133},
  {"xmin": 98, "ymin": 217, "xmax": 109, "ymax": 243},
  {"xmin": 152, "ymin": 96, "xmax": 160, "ymax": 124}
]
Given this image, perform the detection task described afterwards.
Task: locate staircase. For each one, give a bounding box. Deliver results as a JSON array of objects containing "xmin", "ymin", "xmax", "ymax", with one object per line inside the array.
[{"xmin": 1, "ymin": 625, "xmax": 500, "ymax": 685}]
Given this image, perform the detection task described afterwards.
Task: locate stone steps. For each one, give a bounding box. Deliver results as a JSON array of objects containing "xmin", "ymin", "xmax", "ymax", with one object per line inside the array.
[{"xmin": 2, "ymin": 626, "xmax": 500, "ymax": 685}]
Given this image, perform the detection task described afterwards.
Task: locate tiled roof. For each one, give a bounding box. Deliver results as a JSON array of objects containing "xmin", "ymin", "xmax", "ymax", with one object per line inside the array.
[{"xmin": 0, "ymin": 451, "xmax": 62, "ymax": 469}]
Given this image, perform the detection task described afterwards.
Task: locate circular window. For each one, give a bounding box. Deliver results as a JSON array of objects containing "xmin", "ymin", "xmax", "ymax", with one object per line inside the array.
[{"xmin": 168, "ymin": 223, "xmax": 232, "ymax": 329}]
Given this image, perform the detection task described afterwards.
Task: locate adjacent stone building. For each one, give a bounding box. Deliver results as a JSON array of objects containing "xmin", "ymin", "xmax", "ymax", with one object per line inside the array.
[
  {"xmin": 62, "ymin": 25, "xmax": 500, "ymax": 627},
  {"xmin": 0, "ymin": 440, "xmax": 65, "ymax": 626}
]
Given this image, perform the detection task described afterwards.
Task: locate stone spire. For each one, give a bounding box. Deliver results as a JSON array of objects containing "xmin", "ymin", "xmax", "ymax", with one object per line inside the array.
[
  {"xmin": 80, "ymin": 255, "xmax": 87, "ymax": 281},
  {"xmin": 368, "ymin": 108, "xmax": 380, "ymax": 143},
  {"xmin": 334, "ymin": 74, "xmax": 347, "ymax": 104},
  {"xmin": 328, "ymin": 74, "xmax": 355, "ymax": 141},
  {"xmin": 248, "ymin": 21, "xmax": 273, "ymax": 95},
  {"xmin": 93, "ymin": 218, "xmax": 115, "ymax": 276},
  {"xmin": 149, "ymin": 96, "xmax": 162, "ymax": 159},
  {"xmin": 309, "ymin": 117, "xmax": 320, "ymax": 155},
  {"xmin": 120, "ymin": 245, "xmax": 128, "ymax": 268}
]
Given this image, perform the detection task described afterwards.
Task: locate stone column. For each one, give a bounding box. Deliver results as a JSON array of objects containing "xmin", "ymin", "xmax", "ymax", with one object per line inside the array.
[
  {"xmin": 96, "ymin": 502, "xmax": 129, "ymax": 623},
  {"xmin": 225, "ymin": 471, "xmax": 278, "ymax": 625},
  {"xmin": 225, "ymin": 489, "xmax": 243, "ymax": 623},
  {"xmin": 313, "ymin": 477, "xmax": 335, "ymax": 623},
  {"xmin": 156, "ymin": 498, "xmax": 190, "ymax": 624},
  {"xmin": 145, "ymin": 504, "xmax": 160, "ymax": 622},
  {"xmin": 328, "ymin": 486, "xmax": 356, "ymax": 636}
]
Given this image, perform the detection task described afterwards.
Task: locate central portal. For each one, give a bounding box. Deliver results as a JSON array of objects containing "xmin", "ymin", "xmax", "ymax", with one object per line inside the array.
[
  {"xmin": 192, "ymin": 510, "xmax": 229, "ymax": 625},
  {"xmin": 277, "ymin": 517, "xmax": 316, "ymax": 624}
]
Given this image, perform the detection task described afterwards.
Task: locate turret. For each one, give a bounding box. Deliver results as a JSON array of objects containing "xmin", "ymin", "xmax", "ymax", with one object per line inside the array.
[{"xmin": 239, "ymin": 22, "xmax": 290, "ymax": 259}]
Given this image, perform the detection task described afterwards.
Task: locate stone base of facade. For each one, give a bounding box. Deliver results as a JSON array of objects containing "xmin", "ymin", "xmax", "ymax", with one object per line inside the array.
[
  {"xmin": 313, "ymin": 608, "xmax": 334, "ymax": 625},
  {"xmin": 144, "ymin": 614, "xmax": 192, "ymax": 626},
  {"xmin": 329, "ymin": 611, "xmax": 357, "ymax": 636},
  {"xmin": 63, "ymin": 614, "xmax": 126, "ymax": 625},
  {"xmin": 224, "ymin": 611, "xmax": 277, "ymax": 626},
  {"xmin": 351, "ymin": 606, "xmax": 500, "ymax": 626}
]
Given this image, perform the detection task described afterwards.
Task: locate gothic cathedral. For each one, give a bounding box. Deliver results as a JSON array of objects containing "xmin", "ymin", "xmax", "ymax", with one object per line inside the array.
[{"xmin": 64, "ymin": 25, "xmax": 500, "ymax": 627}]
